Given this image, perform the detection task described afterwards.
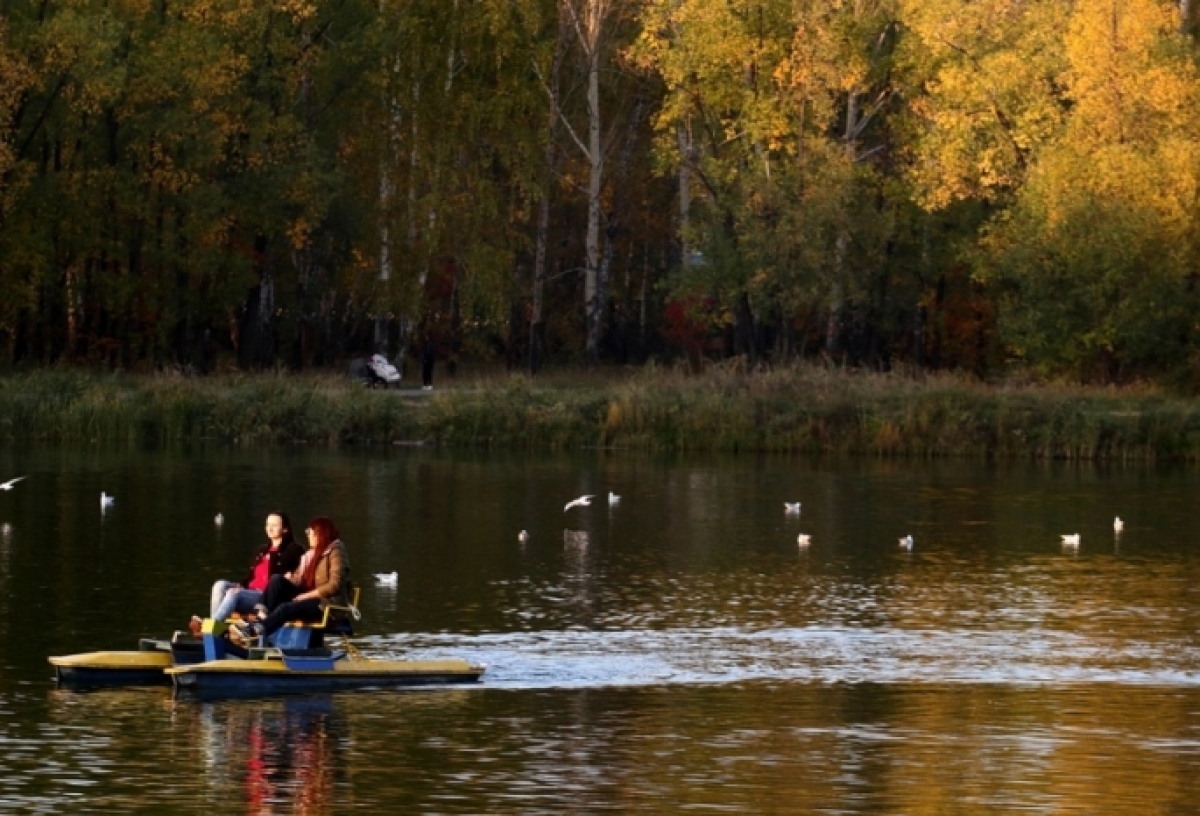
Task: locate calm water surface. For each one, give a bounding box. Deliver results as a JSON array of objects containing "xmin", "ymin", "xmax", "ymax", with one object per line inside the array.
[{"xmin": 1, "ymin": 445, "xmax": 1200, "ymax": 813}]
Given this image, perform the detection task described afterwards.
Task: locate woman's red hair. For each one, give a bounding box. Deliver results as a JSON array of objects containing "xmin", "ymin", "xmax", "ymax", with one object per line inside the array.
[{"xmin": 302, "ymin": 517, "xmax": 341, "ymax": 588}]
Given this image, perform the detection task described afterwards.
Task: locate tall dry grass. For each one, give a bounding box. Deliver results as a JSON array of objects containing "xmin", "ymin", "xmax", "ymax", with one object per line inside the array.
[{"xmin": 1, "ymin": 363, "xmax": 1197, "ymax": 458}]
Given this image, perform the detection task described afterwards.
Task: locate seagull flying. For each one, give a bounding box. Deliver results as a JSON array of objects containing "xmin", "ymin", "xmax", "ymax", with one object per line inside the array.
[
  {"xmin": 100, "ymin": 492, "xmax": 115, "ymax": 509},
  {"xmin": 0, "ymin": 476, "xmax": 26, "ymax": 491},
  {"xmin": 564, "ymin": 495, "xmax": 594, "ymax": 512},
  {"xmin": 1113, "ymin": 517, "xmax": 1124, "ymax": 533},
  {"xmin": 518, "ymin": 530, "xmax": 530, "ymax": 543},
  {"xmin": 608, "ymin": 491, "xmax": 621, "ymax": 505},
  {"xmin": 374, "ymin": 572, "xmax": 398, "ymax": 586},
  {"xmin": 1061, "ymin": 533, "xmax": 1080, "ymax": 547},
  {"xmin": 784, "ymin": 502, "xmax": 802, "ymax": 514},
  {"xmin": 899, "ymin": 535, "xmax": 914, "ymax": 550},
  {"xmin": 797, "ymin": 534, "xmax": 812, "ymax": 548}
]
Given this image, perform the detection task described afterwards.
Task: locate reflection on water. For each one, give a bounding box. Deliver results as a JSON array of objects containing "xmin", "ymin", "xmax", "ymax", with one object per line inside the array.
[
  {"xmin": 28, "ymin": 690, "xmax": 347, "ymax": 813},
  {"xmin": 4, "ymin": 448, "xmax": 1200, "ymax": 812},
  {"xmin": 202, "ymin": 697, "xmax": 343, "ymax": 814}
]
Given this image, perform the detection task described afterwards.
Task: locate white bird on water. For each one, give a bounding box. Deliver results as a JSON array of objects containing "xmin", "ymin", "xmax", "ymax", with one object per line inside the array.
[
  {"xmin": 518, "ymin": 530, "xmax": 530, "ymax": 543},
  {"xmin": 100, "ymin": 492, "xmax": 115, "ymax": 509},
  {"xmin": 0, "ymin": 476, "xmax": 26, "ymax": 491},
  {"xmin": 608, "ymin": 491, "xmax": 621, "ymax": 505},
  {"xmin": 1061, "ymin": 533, "xmax": 1081, "ymax": 548},
  {"xmin": 374, "ymin": 572, "xmax": 398, "ymax": 586},
  {"xmin": 899, "ymin": 535, "xmax": 914, "ymax": 550},
  {"xmin": 1113, "ymin": 517, "xmax": 1124, "ymax": 533},
  {"xmin": 784, "ymin": 502, "xmax": 802, "ymax": 514},
  {"xmin": 564, "ymin": 495, "xmax": 594, "ymax": 512},
  {"xmin": 797, "ymin": 534, "xmax": 812, "ymax": 548},
  {"xmin": 214, "ymin": 513, "xmax": 224, "ymax": 527}
]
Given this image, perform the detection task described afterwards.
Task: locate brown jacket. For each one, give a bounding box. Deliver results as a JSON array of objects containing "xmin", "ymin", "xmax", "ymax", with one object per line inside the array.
[{"xmin": 309, "ymin": 540, "xmax": 352, "ymax": 608}]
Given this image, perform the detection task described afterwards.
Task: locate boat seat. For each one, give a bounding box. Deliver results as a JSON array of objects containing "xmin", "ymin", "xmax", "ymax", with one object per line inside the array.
[{"xmin": 277, "ymin": 587, "xmax": 363, "ymax": 659}]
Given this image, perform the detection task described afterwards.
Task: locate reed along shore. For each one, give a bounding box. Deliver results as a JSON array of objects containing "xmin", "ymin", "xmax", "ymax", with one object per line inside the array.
[{"xmin": 2, "ymin": 365, "xmax": 1199, "ymax": 460}]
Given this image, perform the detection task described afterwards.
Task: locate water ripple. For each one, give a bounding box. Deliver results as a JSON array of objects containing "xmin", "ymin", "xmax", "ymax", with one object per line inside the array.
[{"xmin": 361, "ymin": 625, "xmax": 1200, "ymax": 689}]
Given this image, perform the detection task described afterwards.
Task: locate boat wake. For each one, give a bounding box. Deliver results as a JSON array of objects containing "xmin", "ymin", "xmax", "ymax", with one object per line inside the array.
[{"xmin": 357, "ymin": 626, "xmax": 1200, "ymax": 690}]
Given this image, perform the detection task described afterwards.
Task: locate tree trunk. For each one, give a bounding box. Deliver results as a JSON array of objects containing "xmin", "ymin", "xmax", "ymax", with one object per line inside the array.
[
  {"xmin": 531, "ymin": 186, "xmax": 550, "ymax": 375},
  {"xmin": 827, "ymin": 88, "xmax": 861, "ymax": 361},
  {"xmin": 239, "ymin": 238, "xmax": 275, "ymax": 369},
  {"xmin": 678, "ymin": 122, "xmax": 693, "ymax": 265},
  {"xmin": 531, "ymin": 12, "xmax": 568, "ymax": 376},
  {"xmin": 63, "ymin": 261, "xmax": 80, "ymax": 360},
  {"xmin": 376, "ymin": 154, "xmax": 395, "ymax": 357},
  {"xmin": 826, "ymin": 235, "xmax": 846, "ymax": 359},
  {"xmin": 583, "ymin": 37, "xmax": 603, "ymax": 365}
]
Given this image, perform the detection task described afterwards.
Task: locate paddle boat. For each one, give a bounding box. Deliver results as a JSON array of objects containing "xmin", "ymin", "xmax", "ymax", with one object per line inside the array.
[{"xmin": 49, "ymin": 591, "xmax": 486, "ymax": 693}]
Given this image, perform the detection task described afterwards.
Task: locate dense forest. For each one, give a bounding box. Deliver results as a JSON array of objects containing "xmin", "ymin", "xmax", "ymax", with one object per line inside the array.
[{"xmin": 2, "ymin": 0, "xmax": 1199, "ymax": 385}]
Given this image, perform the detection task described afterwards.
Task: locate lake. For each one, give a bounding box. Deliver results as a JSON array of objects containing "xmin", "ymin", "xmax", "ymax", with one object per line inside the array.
[{"xmin": 1, "ymin": 444, "xmax": 1199, "ymax": 813}]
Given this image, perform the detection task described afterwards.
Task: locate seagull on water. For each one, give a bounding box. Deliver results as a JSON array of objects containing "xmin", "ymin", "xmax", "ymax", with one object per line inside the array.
[
  {"xmin": 564, "ymin": 495, "xmax": 594, "ymax": 512},
  {"xmin": 518, "ymin": 530, "xmax": 530, "ymax": 543},
  {"xmin": 797, "ymin": 534, "xmax": 812, "ymax": 548},
  {"xmin": 899, "ymin": 535, "xmax": 914, "ymax": 550},
  {"xmin": 608, "ymin": 491, "xmax": 621, "ymax": 505},
  {"xmin": 374, "ymin": 572, "xmax": 398, "ymax": 586},
  {"xmin": 1061, "ymin": 533, "xmax": 1080, "ymax": 548},
  {"xmin": 214, "ymin": 513, "xmax": 224, "ymax": 527},
  {"xmin": 1113, "ymin": 517, "xmax": 1124, "ymax": 533},
  {"xmin": 0, "ymin": 476, "xmax": 26, "ymax": 491},
  {"xmin": 784, "ymin": 502, "xmax": 801, "ymax": 514},
  {"xmin": 100, "ymin": 492, "xmax": 115, "ymax": 509}
]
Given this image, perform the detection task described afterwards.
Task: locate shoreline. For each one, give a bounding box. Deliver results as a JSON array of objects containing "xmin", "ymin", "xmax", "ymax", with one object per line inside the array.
[{"xmin": 0, "ymin": 366, "xmax": 1197, "ymax": 460}]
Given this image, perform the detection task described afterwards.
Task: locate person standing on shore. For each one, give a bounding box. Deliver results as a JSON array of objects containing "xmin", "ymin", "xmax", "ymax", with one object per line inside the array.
[{"xmin": 421, "ymin": 333, "xmax": 436, "ymax": 390}]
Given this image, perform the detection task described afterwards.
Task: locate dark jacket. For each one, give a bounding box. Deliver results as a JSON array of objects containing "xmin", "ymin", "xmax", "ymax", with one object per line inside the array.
[{"xmin": 240, "ymin": 540, "xmax": 305, "ymax": 587}]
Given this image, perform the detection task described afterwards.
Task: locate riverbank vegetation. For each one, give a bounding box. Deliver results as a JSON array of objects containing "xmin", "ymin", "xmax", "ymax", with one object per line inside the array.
[
  {"xmin": 4, "ymin": 366, "xmax": 1200, "ymax": 460},
  {"xmin": 4, "ymin": 1, "xmax": 1200, "ymax": 388}
]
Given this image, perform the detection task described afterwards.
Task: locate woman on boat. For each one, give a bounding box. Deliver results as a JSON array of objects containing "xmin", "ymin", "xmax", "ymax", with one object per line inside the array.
[
  {"xmin": 208, "ymin": 513, "xmax": 305, "ymax": 623},
  {"xmin": 234, "ymin": 516, "xmax": 352, "ymax": 644}
]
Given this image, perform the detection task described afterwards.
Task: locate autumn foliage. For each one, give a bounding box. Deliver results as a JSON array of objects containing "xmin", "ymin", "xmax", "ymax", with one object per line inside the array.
[{"xmin": 1, "ymin": 0, "xmax": 1199, "ymax": 386}]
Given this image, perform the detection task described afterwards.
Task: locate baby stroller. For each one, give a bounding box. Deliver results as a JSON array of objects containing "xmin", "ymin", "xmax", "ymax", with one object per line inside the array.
[{"xmin": 348, "ymin": 354, "xmax": 403, "ymax": 389}]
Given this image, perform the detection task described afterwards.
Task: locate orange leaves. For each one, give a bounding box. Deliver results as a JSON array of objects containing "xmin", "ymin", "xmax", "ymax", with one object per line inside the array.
[
  {"xmin": 144, "ymin": 142, "xmax": 199, "ymax": 193},
  {"xmin": 0, "ymin": 21, "xmax": 34, "ymax": 184},
  {"xmin": 1063, "ymin": 0, "xmax": 1197, "ymax": 146},
  {"xmin": 279, "ymin": 0, "xmax": 319, "ymax": 25},
  {"xmin": 901, "ymin": 0, "xmax": 1070, "ymax": 209}
]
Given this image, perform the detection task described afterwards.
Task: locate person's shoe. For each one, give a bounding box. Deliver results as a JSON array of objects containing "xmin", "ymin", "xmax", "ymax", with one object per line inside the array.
[
  {"xmin": 422, "ymin": 385, "xmax": 433, "ymax": 391},
  {"xmin": 253, "ymin": 604, "xmax": 268, "ymax": 620},
  {"xmin": 231, "ymin": 621, "xmax": 261, "ymax": 646}
]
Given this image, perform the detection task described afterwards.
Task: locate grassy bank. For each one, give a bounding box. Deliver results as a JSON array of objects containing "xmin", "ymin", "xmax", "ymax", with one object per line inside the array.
[{"xmin": 2, "ymin": 365, "xmax": 1199, "ymax": 459}]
